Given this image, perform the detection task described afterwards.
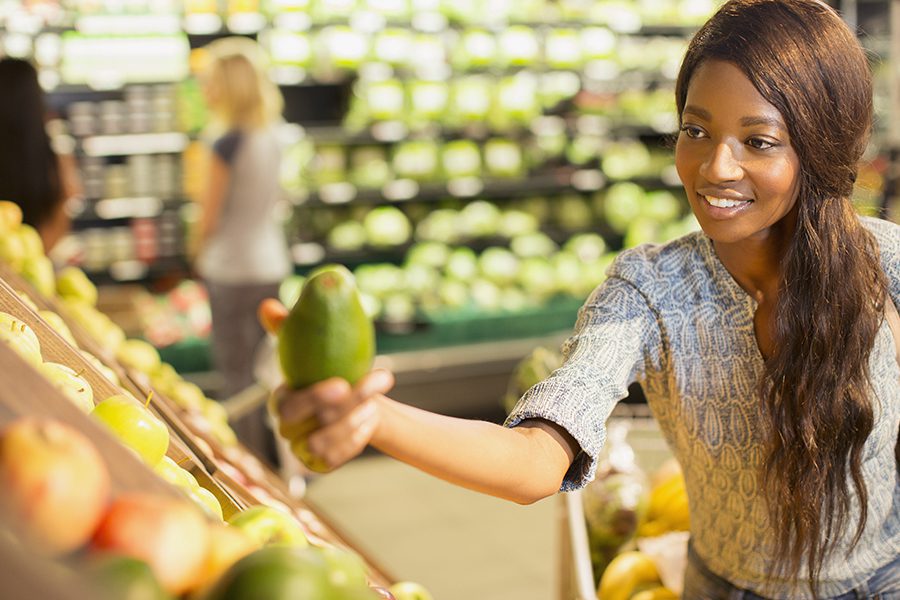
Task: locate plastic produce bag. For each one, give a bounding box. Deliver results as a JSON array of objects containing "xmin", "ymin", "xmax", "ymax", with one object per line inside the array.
[{"xmin": 582, "ymin": 421, "xmax": 649, "ymax": 584}]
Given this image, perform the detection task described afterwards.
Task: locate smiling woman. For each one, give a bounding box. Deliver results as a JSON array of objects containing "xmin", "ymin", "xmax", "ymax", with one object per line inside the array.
[{"xmin": 261, "ymin": 2, "xmax": 900, "ymax": 599}]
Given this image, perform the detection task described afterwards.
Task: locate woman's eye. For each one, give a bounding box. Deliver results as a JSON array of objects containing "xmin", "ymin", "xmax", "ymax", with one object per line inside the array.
[
  {"xmin": 680, "ymin": 125, "xmax": 704, "ymax": 139},
  {"xmin": 747, "ymin": 137, "xmax": 775, "ymax": 150}
]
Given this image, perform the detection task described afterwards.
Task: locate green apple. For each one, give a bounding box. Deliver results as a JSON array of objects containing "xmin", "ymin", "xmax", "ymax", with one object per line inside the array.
[
  {"xmin": 150, "ymin": 362, "xmax": 180, "ymax": 395},
  {"xmin": 389, "ymin": 581, "xmax": 435, "ymax": 600},
  {"xmin": 91, "ymin": 394, "xmax": 169, "ymax": 467},
  {"xmin": 17, "ymin": 224, "xmax": 44, "ymax": 258},
  {"xmin": 168, "ymin": 380, "xmax": 206, "ymax": 412},
  {"xmin": 208, "ymin": 419, "xmax": 239, "ymax": 448},
  {"xmin": 153, "ymin": 455, "xmax": 199, "ymax": 490},
  {"xmin": 0, "ymin": 200, "xmax": 23, "ymax": 233},
  {"xmin": 38, "ymin": 362, "xmax": 93, "ymax": 413},
  {"xmin": 61, "ymin": 299, "xmax": 126, "ymax": 352},
  {"xmin": 0, "ymin": 311, "xmax": 42, "ymax": 365},
  {"xmin": 20, "ymin": 255, "xmax": 55, "ymax": 298},
  {"xmin": 80, "ymin": 350, "xmax": 120, "ymax": 386},
  {"xmin": 16, "ymin": 291, "xmax": 39, "ymax": 311},
  {"xmin": 189, "ymin": 485, "xmax": 224, "ymax": 521},
  {"xmin": 38, "ymin": 310, "xmax": 78, "ymax": 347},
  {"xmin": 319, "ymin": 545, "xmax": 368, "ymax": 590},
  {"xmin": 227, "ymin": 505, "xmax": 309, "ymax": 548},
  {"xmin": 201, "ymin": 398, "xmax": 229, "ymax": 425},
  {"xmin": 0, "ymin": 231, "xmax": 26, "ymax": 270},
  {"xmin": 117, "ymin": 338, "xmax": 162, "ymax": 373},
  {"xmin": 55, "ymin": 266, "xmax": 98, "ymax": 306}
]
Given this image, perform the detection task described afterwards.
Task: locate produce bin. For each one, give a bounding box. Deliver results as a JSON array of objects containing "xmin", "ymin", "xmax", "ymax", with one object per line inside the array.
[{"xmin": 559, "ymin": 409, "xmax": 672, "ymax": 600}]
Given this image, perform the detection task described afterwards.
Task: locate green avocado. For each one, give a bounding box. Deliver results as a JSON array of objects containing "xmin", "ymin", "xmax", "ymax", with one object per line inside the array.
[{"xmin": 278, "ymin": 264, "xmax": 375, "ymax": 390}]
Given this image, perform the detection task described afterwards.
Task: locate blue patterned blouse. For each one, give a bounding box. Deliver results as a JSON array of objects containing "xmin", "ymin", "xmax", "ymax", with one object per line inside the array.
[{"xmin": 506, "ymin": 216, "xmax": 900, "ymax": 598}]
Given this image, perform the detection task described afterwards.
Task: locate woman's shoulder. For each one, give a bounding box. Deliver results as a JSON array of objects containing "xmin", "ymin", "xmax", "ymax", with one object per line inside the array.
[
  {"xmin": 860, "ymin": 215, "xmax": 900, "ymax": 248},
  {"xmin": 860, "ymin": 215, "xmax": 900, "ymax": 294}
]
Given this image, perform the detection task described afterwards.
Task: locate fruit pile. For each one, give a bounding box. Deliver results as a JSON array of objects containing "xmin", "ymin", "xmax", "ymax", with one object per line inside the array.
[
  {"xmin": 0, "ymin": 200, "xmax": 238, "ymax": 450},
  {"xmin": 0, "ymin": 416, "xmax": 426, "ymax": 599},
  {"xmin": 0, "ymin": 202, "xmax": 434, "ymax": 598},
  {"xmin": 582, "ymin": 427, "xmax": 689, "ymax": 600}
]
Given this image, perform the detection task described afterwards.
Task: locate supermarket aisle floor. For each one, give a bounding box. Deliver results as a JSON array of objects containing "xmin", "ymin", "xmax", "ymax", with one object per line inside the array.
[{"xmin": 304, "ymin": 453, "xmax": 559, "ymax": 600}]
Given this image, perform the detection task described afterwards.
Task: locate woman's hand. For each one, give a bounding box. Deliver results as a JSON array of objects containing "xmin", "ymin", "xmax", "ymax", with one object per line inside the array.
[
  {"xmin": 258, "ymin": 297, "xmax": 394, "ymax": 472},
  {"xmin": 270, "ymin": 370, "xmax": 394, "ymax": 472}
]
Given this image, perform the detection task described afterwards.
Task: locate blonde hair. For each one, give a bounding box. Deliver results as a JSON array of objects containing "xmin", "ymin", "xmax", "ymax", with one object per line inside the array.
[{"xmin": 202, "ymin": 37, "xmax": 283, "ymax": 129}]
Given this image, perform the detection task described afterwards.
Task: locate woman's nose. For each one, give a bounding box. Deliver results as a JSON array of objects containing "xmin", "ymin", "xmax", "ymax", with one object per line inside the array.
[{"xmin": 699, "ymin": 142, "xmax": 742, "ymax": 183}]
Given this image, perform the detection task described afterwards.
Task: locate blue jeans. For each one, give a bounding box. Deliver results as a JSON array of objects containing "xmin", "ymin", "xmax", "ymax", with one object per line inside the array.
[{"xmin": 683, "ymin": 543, "xmax": 900, "ymax": 599}]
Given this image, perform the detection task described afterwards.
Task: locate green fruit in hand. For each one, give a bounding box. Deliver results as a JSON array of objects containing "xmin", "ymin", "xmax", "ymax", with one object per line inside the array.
[
  {"xmin": 56, "ymin": 266, "xmax": 98, "ymax": 306},
  {"xmin": 91, "ymin": 394, "xmax": 169, "ymax": 467},
  {"xmin": 202, "ymin": 546, "xmax": 330, "ymax": 600},
  {"xmin": 278, "ymin": 264, "xmax": 374, "ymax": 389},
  {"xmin": 0, "ymin": 311, "xmax": 42, "ymax": 365},
  {"xmin": 227, "ymin": 505, "xmax": 309, "ymax": 548},
  {"xmin": 39, "ymin": 362, "xmax": 94, "ymax": 413}
]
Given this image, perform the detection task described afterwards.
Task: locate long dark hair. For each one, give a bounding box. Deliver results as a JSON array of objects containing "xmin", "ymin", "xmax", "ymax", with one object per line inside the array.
[
  {"xmin": 0, "ymin": 58, "xmax": 61, "ymax": 230},
  {"xmin": 676, "ymin": 0, "xmax": 889, "ymax": 594}
]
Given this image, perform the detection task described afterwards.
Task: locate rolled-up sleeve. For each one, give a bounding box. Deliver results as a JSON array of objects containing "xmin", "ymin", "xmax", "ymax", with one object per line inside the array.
[{"xmin": 504, "ymin": 276, "xmax": 659, "ymax": 490}]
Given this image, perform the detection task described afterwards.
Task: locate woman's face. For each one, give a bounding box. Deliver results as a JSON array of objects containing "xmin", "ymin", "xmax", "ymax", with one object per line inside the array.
[{"xmin": 675, "ymin": 60, "xmax": 801, "ymax": 246}]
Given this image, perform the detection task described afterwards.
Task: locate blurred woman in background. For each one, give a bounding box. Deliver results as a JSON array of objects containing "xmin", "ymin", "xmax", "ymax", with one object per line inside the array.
[
  {"xmin": 0, "ymin": 58, "xmax": 82, "ymax": 252},
  {"xmin": 195, "ymin": 37, "xmax": 291, "ymax": 461}
]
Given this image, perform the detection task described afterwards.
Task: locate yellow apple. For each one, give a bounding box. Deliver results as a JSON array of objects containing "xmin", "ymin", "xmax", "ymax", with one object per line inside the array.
[
  {"xmin": 91, "ymin": 394, "xmax": 169, "ymax": 467},
  {"xmin": 55, "ymin": 266, "xmax": 98, "ymax": 306},
  {"xmin": 38, "ymin": 362, "xmax": 94, "ymax": 413},
  {"xmin": 0, "ymin": 311, "xmax": 42, "ymax": 365},
  {"xmin": 38, "ymin": 310, "xmax": 78, "ymax": 347}
]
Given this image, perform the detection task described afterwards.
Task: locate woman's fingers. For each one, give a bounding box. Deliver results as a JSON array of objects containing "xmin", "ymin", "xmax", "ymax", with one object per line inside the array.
[
  {"xmin": 274, "ymin": 370, "xmax": 395, "ymax": 470},
  {"xmin": 318, "ymin": 369, "xmax": 395, "ymax": 424},
  {"xmin": 304, "ymin": 399, "xmax": 380, "ymax": 470},
  {"xmin": 258, "ymin": 298, "xmax": 288, "ymax": 334}
]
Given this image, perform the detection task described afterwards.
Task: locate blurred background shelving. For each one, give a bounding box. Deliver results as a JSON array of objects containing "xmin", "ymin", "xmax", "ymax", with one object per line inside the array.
[{"xmin": 1, "ymin": 0, "xmax": 896, "ymax": 409}]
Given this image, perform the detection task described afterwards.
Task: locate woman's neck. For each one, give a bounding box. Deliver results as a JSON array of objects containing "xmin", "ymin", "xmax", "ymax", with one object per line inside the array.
[{"xmin": 713, "ymin": 216, "xmax": 797, "ymax": 303}]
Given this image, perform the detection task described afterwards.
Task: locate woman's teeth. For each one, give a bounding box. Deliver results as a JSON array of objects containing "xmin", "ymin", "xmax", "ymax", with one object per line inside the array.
[{"xmin": 704, "ymin": 195, "xmax": 749, "ymax": 208}]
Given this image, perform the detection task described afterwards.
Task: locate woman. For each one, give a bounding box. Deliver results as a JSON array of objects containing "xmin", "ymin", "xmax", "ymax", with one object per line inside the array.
[
  {"xmin": 263, "ymin": 1, "xmax": 899, "ymax": 597},
  {"xmin": 195, "ymin": 37, "xmax": 291, "ymax": 459},
  {"xmin": 0, "ymin": 58, "xmax": 82, "ymax": 251}
]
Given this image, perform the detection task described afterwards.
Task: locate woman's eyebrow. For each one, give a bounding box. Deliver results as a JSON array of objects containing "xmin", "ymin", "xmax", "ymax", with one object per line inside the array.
[
  {"xmin": 740, "ymin": 115, "xmax": 787, "ymax": 130},
  {"xmin": 682, "ymin": 104, "xmax": 711, "ymax": 120}
]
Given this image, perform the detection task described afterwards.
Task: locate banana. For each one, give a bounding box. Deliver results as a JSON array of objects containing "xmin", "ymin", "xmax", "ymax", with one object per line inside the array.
[
  {"xmin": 630, "ymin": 585, "xmax": 679, "ymax": 600},
  {"xmin": 597, "ymin": 551, "xmax": 661, "ymax": 600}
]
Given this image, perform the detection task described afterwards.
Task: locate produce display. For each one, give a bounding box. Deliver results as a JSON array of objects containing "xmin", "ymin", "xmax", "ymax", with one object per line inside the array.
[
  {"xmin": 582, "ymin": 422, "xmax": 690, "ymax": 599},
  {"xmin": 0, "ymin": 199, "xmax": 431, "ymax": 598}
]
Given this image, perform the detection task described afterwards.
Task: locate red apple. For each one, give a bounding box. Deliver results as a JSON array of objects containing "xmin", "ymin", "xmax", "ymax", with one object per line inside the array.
[
  {"xmin": 0, "ymin": 417, "xmax": 110, "ymax": 555},
  {"xmin": 91, "ymin": 493, "xmax": 210, "ymax": 595}
]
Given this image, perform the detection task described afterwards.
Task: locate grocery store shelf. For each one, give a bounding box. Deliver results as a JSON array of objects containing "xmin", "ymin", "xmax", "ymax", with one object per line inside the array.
[{"xmin": 80, "ymin": 132, "xmax": 189, "ymax": 157}]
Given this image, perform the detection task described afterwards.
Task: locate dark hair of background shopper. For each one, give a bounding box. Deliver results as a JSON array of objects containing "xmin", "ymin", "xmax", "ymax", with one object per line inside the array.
[
  {"xmin": 263, "ymin": 1, "xmax": 900, "ymax": 598},
  {"xmin": 0, "ymin": 58, "xmax": 81, "ymax": 251}
]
